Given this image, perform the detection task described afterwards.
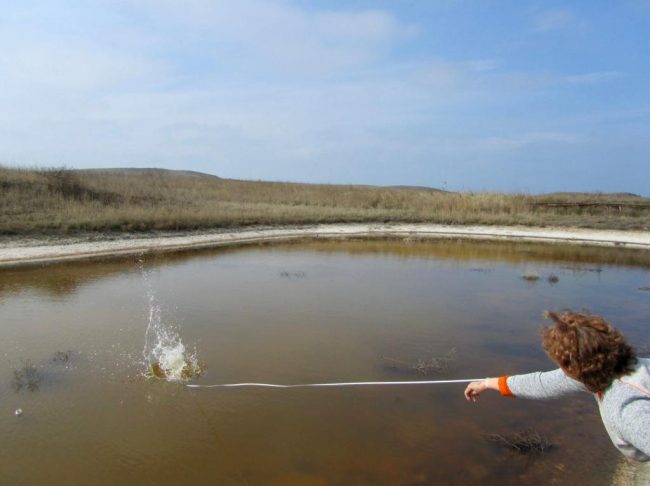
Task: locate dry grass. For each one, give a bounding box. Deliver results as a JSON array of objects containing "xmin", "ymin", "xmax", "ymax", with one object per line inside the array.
[{"xmin": 1, "ymin": 166, "xmax": 649, "ymax": 235}]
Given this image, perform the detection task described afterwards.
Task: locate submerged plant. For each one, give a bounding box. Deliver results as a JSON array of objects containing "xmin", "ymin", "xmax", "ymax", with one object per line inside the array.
[
  {"xmin": 522, "ymin": 271, "xmax": 540, "ymax": 281},
  {"xmin": 279, "ymin": 271, "xmax": 307, "ymax": 279},
  {"xmin": 52, "ymin": 350, "xmax": 74, "ymax": 364},
  {"xmin": 383, "ymin": 348, "xmax": 457, "ymax": 375},
  {"xmin": 486, "ymin": 429, "xmax": 552, "ymax": 455},
  {"xmin": 11, "ymin": 360, "xmax": 40, "ymax": 392}
]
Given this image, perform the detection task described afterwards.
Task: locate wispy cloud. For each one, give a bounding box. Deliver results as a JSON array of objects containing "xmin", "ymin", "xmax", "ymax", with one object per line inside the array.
[
  {"xmin": 133, "ymin": 0, "xmax": 416, "ymax": 77},
  {"xmin": 565, "ymin": 71, "xmax": 623, "ymax": 85},
  {"xmin": 533, "ymin": 8, "xmax": 575, "ymax": 32}
]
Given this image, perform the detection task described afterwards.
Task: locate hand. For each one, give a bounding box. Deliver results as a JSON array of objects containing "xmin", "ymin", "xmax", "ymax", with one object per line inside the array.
[{"xmin": 464, "ymin": 379, "xmax": 490, "ymax": 402}]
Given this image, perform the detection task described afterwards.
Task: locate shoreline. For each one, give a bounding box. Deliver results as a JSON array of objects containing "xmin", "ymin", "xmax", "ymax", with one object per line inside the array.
[{"xmin": 1, "ymin": 223, "xmax": 649, "ymax": 268}]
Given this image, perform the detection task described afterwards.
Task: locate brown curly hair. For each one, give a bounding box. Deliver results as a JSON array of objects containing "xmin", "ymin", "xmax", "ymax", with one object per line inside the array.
[{"xmin": 541, "ymin": 311, "xmax": 637, "ymax": 393}]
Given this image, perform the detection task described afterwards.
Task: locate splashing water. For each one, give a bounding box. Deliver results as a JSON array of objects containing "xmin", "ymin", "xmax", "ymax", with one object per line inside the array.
[{"xmin": 139, "ymin": 258, "xmax": 202, "ymax": 382}]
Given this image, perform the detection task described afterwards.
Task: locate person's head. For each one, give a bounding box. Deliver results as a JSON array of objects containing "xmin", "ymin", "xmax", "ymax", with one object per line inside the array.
[{"xmin": 541, "ymin": 311, "xmax": 637, "ymax": 393}]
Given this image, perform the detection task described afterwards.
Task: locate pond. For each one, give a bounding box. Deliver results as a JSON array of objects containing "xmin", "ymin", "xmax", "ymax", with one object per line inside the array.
[{"xmin": 1, "ymin": 238, "xmax": 649, "ymax": 485}]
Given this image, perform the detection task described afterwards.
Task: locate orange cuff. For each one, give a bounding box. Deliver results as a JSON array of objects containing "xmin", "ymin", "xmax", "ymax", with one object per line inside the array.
[{"xmin": 498, "ymin": 376, "xmax": 514, "ymax": 397}]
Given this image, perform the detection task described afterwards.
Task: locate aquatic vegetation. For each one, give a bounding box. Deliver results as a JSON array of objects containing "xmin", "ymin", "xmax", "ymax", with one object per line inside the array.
[
  {"xmin": 11, "ymin": 360, "xmax": 40, "ymax": 392},
  {"xmin": 522, "ymin": 271, "xmax": 540, "ymax": 281},
  {"xmin": 486, "ymin": 429, "xmax": 552, "ymax": 455},
  {"xmin": 383, "ymin": 349, "xmax": 457, "ymax": 375},
  {"xmin": 547, "ymin": 274, "xmax": 559, "ymax": 284},
  {"xmin": 279, "ymin": 270, "xmax": 307, "ymax": 279},
  {"xmin": 52, "ymin": 350, "xmax": 74, "ymax": 364}
]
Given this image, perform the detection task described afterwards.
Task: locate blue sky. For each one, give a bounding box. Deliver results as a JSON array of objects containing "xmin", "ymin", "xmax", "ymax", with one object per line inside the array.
[{"xmin": 1, "ymin": 1, "xmax": 649, "ymax": 194}]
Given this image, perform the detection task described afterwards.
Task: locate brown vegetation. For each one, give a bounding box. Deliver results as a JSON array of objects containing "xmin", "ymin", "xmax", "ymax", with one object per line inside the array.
[
  {"xmin": 1, "ymin": 166, "xmax": 648, "ymax": 235},
  {"xmin": 486, "ymin": 429, "xmax": 552, "ymax": 455}
]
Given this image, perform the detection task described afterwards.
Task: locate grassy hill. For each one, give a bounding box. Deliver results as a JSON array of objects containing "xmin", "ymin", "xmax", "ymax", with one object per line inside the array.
[{"xmin": 1, "ymin": 166, "xmax": 649, "ymax": 235}]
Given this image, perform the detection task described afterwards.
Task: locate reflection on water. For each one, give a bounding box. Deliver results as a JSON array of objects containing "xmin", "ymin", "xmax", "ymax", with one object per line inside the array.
[{"xmin": 1, "ymin": 239, "xmax": 649, "ymax": 485}]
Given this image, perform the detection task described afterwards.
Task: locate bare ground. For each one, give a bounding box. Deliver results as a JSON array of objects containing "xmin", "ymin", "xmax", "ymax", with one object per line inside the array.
[{"xmin": 1, "ymin": 223, "xmax": 649, "ymax": 268}]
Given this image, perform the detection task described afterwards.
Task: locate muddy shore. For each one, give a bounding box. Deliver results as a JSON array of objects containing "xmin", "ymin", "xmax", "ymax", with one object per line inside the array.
[{"xmin": 1, "ymin": 223, "xmax": 649, "ymax": 268}]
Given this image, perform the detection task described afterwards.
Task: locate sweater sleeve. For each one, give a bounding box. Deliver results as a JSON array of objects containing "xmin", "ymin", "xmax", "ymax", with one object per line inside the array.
[
  {"xmin": 619, "ymin": 397, "xmax": 650, "ymax": 461},
  {"xmin": 503, "ymin": 368, "xmax": 587, "ymax": 399}
]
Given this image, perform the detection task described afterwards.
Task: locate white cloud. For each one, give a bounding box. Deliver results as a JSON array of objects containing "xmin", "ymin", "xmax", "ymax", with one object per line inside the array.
[
  {"xmin": 0, "ymin": 45, "xmax": 162, "ymax": 91},
  {"xmin": 534, "ymin": 8, "xmax": 575, "ymax": 32},
  {"xmin": 565, "ymin": 71, "xmax": 623, "ymax": 85},
  {"xmin": 131, "ymin": 0, "xmax": 416, "ymax": 76}
]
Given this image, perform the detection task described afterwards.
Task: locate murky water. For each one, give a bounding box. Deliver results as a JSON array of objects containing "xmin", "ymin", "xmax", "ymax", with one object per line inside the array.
[{"xmin": 1, "ymin": 239, "xmax": 649, "ymax": 485}]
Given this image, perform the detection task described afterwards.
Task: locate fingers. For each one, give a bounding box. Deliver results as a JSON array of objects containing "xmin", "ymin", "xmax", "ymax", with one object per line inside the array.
[{"xmin": 464, "ymin": 382, "xmax": 483, "ymax": 402}]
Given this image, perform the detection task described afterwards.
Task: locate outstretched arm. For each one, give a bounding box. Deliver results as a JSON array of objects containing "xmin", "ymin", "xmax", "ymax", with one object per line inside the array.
[{"xmin": 464, "ymin": 368, "xmax": 587, "ymax": 402}]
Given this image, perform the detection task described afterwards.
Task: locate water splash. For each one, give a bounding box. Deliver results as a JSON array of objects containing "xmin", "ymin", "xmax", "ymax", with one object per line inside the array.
[{"xmin": 139, "ymin": 257, "xmax": 202, "ymax": 382}]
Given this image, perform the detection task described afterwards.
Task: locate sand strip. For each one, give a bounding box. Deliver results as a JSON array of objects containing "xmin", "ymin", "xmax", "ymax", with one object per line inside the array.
[{"xmin": 1, "ymin": 224, "xmax": 649, "ymax": 268}]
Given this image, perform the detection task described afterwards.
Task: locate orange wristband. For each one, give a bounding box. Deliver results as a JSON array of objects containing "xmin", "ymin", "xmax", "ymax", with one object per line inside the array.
[{"xmin": 498, "ymin": 376, "xmax": 514, "ymax": 397}]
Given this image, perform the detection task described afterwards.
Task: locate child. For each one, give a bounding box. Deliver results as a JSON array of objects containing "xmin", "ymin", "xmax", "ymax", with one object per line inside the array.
[{"xmin": 464, "ymin": 311, "xmax": 650, "ymax": 462}]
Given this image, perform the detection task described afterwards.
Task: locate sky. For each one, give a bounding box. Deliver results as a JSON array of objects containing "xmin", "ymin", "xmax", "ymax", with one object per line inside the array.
[{"xmin": 1, "ymin": 1, "xmax": 649, "ymax": 194}]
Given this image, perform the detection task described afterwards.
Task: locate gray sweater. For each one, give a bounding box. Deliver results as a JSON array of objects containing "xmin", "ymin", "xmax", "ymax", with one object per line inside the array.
[{"xmin": 505, "ymin": 357, "xmax": 650, "ymax": 462}]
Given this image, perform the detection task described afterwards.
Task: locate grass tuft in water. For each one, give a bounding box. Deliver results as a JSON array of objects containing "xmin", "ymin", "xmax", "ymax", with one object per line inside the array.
[
  {"xmin": 52, "ymin": 350, "xmax": 74, "ymax": 364},
  {"xmin": 11, "ymin": 360, "xmax": 40, "ymax": 392},
  {"xmin": 486, "ymin": 429, "xmax": 552, "ymax": 455},
  {"xmin": 522, "ymin": 271, "xmax": 540, "ymax": 281}
]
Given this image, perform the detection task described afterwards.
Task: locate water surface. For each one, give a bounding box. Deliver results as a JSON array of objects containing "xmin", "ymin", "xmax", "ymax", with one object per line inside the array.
[{"xmin": 1, "ymin": 239, "xmax": 649, "ymax": 485}]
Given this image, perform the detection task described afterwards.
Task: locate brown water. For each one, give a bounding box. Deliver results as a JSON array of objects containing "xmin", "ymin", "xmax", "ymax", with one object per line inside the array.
[{"xmin": 1, "ymin": 239, "xmax": 649, "ymax": 485}]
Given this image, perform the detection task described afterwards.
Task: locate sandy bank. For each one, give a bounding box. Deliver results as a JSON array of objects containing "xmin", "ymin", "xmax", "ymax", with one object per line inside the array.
[{"xmin": 1, "ymin": 224, "xmax": 649, "ymax": 268}]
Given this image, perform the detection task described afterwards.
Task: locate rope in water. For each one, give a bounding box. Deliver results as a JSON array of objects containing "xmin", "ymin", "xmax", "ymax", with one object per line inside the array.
[{"xmin": 186, "ymin": 378, "xmax": 482, "ymax": 389}]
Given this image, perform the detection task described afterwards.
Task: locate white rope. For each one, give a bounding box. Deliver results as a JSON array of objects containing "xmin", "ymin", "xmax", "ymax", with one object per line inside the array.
[{"xmin": 186, "ymin": 378, "xmax": 482, "ymax": 389}]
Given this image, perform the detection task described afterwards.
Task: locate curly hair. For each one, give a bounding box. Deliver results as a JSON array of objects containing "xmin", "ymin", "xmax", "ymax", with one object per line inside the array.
[{"xmin": 541, "ymin": 311, "xmax": 637, "ymax": 393}]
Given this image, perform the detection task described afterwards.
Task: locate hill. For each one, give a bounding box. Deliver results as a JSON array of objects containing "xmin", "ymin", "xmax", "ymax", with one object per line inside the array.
[{"xmin": 1, "ymin": 166, "xmax": 648, "ymax": 235}]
